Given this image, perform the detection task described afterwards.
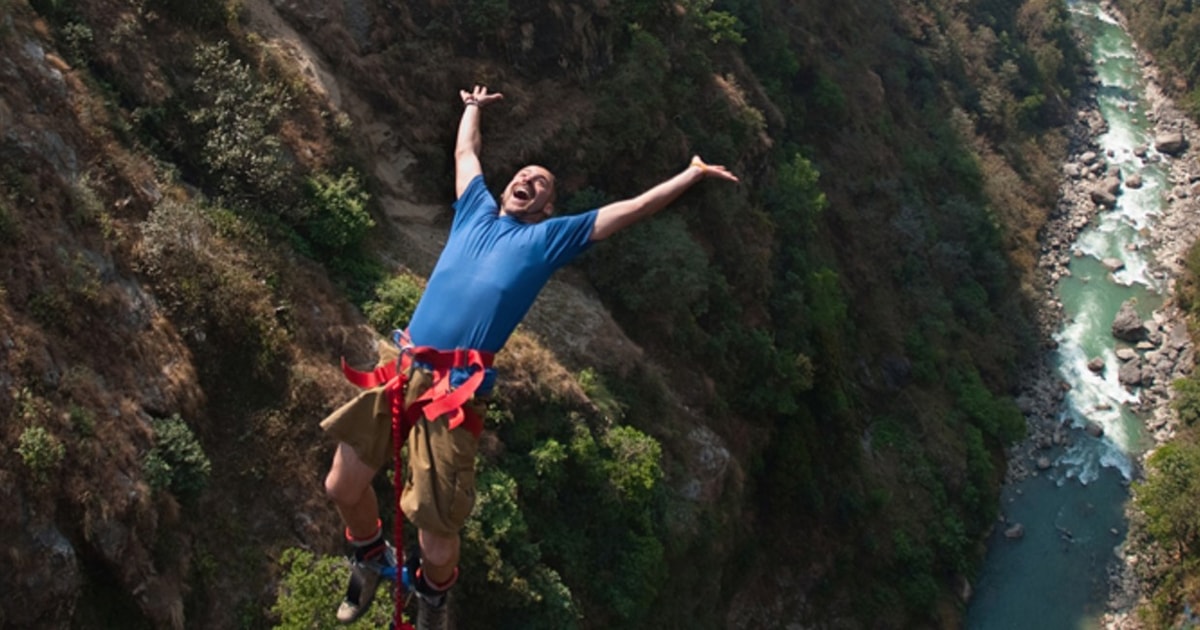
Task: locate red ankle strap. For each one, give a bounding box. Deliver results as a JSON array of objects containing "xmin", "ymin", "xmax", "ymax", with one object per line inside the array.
[
  {"xmin": 416, "ymin": 566, "xmax": 459, "ymax": 592},
  {"xmin": 345, "ymin": 519, "xmax": 383, "ymax": 544}
]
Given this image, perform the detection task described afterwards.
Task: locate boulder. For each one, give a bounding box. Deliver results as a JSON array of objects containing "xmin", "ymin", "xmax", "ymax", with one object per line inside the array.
[
  {"xmin": 1102, "ymin": 258, "xmax": 1125, "ymax": 272},
  {"xmin": 1090, "ymin": 188, "xmax": 1117, "ymax": 208},
  {"xmin": 1004, "ymin": 523, "xmax": 1025, "ymax": 539},
  {"xmin": 1103, "ymin": 176, "xmax": 1122, "ymax": 195},
  {"xmin": 1087, "ymin": 357, "xmax": 1105, "ymax": 373},
  {"xmin": 1155, "ymin": 130, "xmax": 1187, "ymax": 155},
  {"xmin": 1112, "ymin": 300, "xmax": 1145, "ymax": 341},
  {"xmin": 1125, "ymin": 173, "xmax": 1143, "ymax": 189},
  {"xmin": 1119, "ymin": 359, "xmax": 1143, "ymax": 387},
  {"xmin": 1086, "ymin": 421, "xmax": 1105, "ymax": 438}
]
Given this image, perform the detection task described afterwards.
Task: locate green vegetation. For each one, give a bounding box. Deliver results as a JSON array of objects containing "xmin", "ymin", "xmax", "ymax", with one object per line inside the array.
[
  {"xmin": 188, "ymin": 41, "xmax": 293, "ymax": 203},
  {"xmin": 272, "ymin": 548, "xmax": 394, "ymax": 629},
  {"xmin": 1120, "ymin": 0, "xmax": 1200, "ymax": 117},
  {"xmin": 17, "ymin": 426, "xmax": 65, "ymax": 485},
  {"xmin": 1133, "ymin": 439, "xmax": 1200, "ymax": 627},
  {"xmin": 363, "ymin": 272, "xmax": 424, "ymax": 334},
  {"xmin": 143, "ymin": 414, "xmax": 212, "ymax": 503},
  {"xmin": 301, "ymin": 169, "xmax": 374, "ymax": 255}
]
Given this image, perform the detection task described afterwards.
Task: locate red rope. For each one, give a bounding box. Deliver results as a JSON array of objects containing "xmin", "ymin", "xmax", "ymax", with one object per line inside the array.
[
  {"xmin": 340, "ymin": 341, "xmax": 493, "ymax": 630},
  {"xmin": 391, "ymin": 374, "xmax": 414, "ymax": 630}
]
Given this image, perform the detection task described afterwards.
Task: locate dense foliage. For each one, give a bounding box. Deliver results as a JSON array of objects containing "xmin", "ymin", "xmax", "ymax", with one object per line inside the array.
[
  {"xmin": 1129, "ymin": 237, "xmax": 1200, "ymax": 626},
  {"xmin": 1119, "ymin": 0, "xmax": 1200, "ymax": 117}
]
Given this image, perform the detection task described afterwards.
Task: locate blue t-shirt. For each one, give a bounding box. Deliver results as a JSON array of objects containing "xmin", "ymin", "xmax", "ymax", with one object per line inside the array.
[{"xmin": 407, "ymin": 175, "xmax": 598, "ymax": 354}]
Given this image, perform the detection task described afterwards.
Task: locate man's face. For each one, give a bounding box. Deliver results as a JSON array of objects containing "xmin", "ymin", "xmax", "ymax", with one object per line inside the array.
[{"xmin": 500, "ymin": 165, "xmax": 556, "ymax": 223}]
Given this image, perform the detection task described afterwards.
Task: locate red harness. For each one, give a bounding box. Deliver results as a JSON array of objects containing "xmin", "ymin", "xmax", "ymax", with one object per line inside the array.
[{"xmin": 341, "ymin": 342, "xmax": 494, "ymax": 629}]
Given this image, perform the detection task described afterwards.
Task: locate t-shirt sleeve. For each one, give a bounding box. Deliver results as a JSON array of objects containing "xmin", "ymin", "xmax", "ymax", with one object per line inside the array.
[
  {"xmin": 451, "ymin": 175, "xmax": 497, "ymax": 231},
  {"xmin": 541, "ymin": 208, "xmax": 599, "ymax": 267}
]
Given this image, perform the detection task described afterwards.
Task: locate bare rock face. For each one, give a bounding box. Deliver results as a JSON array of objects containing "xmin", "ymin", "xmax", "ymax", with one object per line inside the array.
[
  {"xmin": 1112, "ymin": 300, "xmax": 1146, "ymax": 341},
  {"xmin": 0, "ymin": 475, "xmax": 81, "ymax": 628}
]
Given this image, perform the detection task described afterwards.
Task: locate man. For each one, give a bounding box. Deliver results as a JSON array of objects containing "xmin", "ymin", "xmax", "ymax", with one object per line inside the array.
[{"xmin": 321, "ymin": 85, "xmax": 737, "ymax": 629}]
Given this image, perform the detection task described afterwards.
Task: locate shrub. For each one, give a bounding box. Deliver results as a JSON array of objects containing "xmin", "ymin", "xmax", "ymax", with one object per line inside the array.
[
  {"xmin": 600, "ymin": 425, "xmax": 662, "ymax": 508},
  {"xmin": 188, "ymin": 41, "xmax": 292, "ymax": 202},
  {"xmin": 143, "ymin": 414, "xmax": 212, "ymax": 502},
  {"xmin": 302, "ymin": 169, "xmax": 373, "ymax": 254},
  {"xmin": 589, "ymin": 214, "xmax": 709, "ymax": 328},
  {"xmin": 17, "ymin": 426, "xmax": 65, "ymax": 484},
  {"xmin": 272, "ymin": 547, "xmax": 394, "ymax": 629},
  {"xmin": 576, "ymin": 368, "xmax": 626, "ymax": 424},
  {"xmin": 59, "ymin": 21, "xmax": 93, "ymax": 67},
  {"xmin": 951, "ymin": 367, "xmax": 1025, "ymax": 443},
  {"xmin": 767, "ymin": 152, "xmax": 828, "ymax": 241},
  {"xmin": 1136, "ymin": 441, "xmax": 1200, "ymax": 555},
  {"xmin": 1173, "ymin": 377, "xmax": 1200, "ymax": 427},
  {"xmin": 363, "ymin": 273, "xmax": 425, "ymax": 334},
  {"xmin": 459, "ymin": 465, "xmax": 580, "ymax": 629},
  {"xmin": 69, "ymin": 404, "xmax": 95, "ymax": 437}
]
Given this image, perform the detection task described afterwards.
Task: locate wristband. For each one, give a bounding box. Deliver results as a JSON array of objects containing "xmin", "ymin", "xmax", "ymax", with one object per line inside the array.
[
  {"xmin": 691, "ymin": 157, "xmax": 708, "ymax": 171},
  {"xmin": 464, "ymin": 98, "xmax": 479, "ymax": 107}
]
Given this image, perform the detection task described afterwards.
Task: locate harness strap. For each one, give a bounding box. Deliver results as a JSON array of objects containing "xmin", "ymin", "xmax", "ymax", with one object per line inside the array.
[
  {"xmin": 339, "ymin": 358, "xmax": 398, "ymax": 389},
  {"xmin": 339, "ymin": 341, "xmax": 493, "ymax": 629},
  {"xmin": 410, "ymin": 348, "xmax": 493, "ymax": 430}
]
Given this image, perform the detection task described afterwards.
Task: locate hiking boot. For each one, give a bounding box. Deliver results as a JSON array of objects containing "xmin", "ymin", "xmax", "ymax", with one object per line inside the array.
[
  {"xmin": 416, "ymin": 590, "xmax": 449, "ymax": 630},
  {"xmin": 336, "ymin": 541, "xmax": 397, "ymax": 624}
]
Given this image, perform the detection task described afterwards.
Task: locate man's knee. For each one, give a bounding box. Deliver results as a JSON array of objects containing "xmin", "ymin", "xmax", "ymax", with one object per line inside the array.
[
  {"xmin": 418, "ymin": 529, "xmax": 460, "ymax": 568},
  {"xmin": 325, "ymin": 443, "xmax": 376, "ymax": 506}
]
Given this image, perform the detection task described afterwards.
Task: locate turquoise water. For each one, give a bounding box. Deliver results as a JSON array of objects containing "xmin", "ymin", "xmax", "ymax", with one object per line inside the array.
[{"xmin": 965, "ymin": 2, "xmax": 1167, "ymax": 628}]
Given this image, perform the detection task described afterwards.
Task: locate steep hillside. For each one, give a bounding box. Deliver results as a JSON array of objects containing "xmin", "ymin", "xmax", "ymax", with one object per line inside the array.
[{"xmin": 0, "ymin": 0, "xmax": 1082, "ymax": 628}]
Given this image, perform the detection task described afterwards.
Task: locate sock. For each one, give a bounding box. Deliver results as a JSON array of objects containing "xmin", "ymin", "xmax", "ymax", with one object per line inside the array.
[
  {"xmin": 416, "ymin": 566, "xmax": 458, "ymax": 606},
  {"xmin": 345, "ymin": 520, "xmax": 384, "ymax": 561}
]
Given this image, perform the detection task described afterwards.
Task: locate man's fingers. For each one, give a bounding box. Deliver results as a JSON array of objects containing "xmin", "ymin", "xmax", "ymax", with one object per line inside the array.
[
  {"xmin": 464, "ymin": 85, "xmax": 504, "ymax": 105},
  {"xmin": 710, "ymin": 166, "xmax": 739, "ymax": 182}
]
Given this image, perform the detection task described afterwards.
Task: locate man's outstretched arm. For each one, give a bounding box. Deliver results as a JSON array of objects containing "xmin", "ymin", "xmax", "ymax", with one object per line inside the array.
[
  {"xmin": 454, "ymin": 85, "xmax": 504, "ymax": 198},
  {"xmin": 590, "ymin": 156, "xmax": 739, "ymax": 241}
]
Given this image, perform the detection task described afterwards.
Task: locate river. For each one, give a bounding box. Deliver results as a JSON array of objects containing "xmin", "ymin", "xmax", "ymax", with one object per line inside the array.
[{"xmin": 965, "ymin": 2, "xmax": 1168, "ymax": 628}]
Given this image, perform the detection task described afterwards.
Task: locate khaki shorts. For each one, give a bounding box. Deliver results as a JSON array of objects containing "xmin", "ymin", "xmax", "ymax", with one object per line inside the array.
[{"xmin": 320, "ymin": 367, "xmax": 485, "ymax": 536}]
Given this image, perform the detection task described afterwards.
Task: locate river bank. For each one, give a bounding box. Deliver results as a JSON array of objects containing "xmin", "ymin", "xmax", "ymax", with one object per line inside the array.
[{"xmin": 1004, "ymin": 2, "xmax": 1200, "ymax": 627}]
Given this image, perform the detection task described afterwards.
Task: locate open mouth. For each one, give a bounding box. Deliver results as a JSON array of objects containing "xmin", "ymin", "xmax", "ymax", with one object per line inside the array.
[{"xmin": 513, "ymin": 187, "xmax": 532, "ymax": 201}]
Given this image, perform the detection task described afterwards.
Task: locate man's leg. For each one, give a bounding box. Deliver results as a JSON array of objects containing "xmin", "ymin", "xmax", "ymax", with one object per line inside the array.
[
  {"xmin": 325, "ymin": 442, "xmax": 381, "ymax": 538},
  {"xmin": 413, "ymin": 528, "xmax": 458, "ymax": 630},
  {"xmin": 418, "ymin": 528, "xmax": 460, "ymax": 586},
  {"xmin": 326, "ymin": 442, "xmax": 394, "ymax": 624}
]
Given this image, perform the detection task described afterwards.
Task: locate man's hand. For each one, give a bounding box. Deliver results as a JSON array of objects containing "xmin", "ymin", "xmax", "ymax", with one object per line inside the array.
[
  {"xmin": 591, "ymin": 155, "xmax": 741, "ymax": 241},
  {"xmin": 460, "ymin": 85, "xmax": 504, "ymax": 108},
  {"xmin": 455, "ymin": 86, "xmax": 504, "ymax": 196},
  {"xmin": 690, "ymin": 156, "xmax": 739, "ymax": 183}
]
